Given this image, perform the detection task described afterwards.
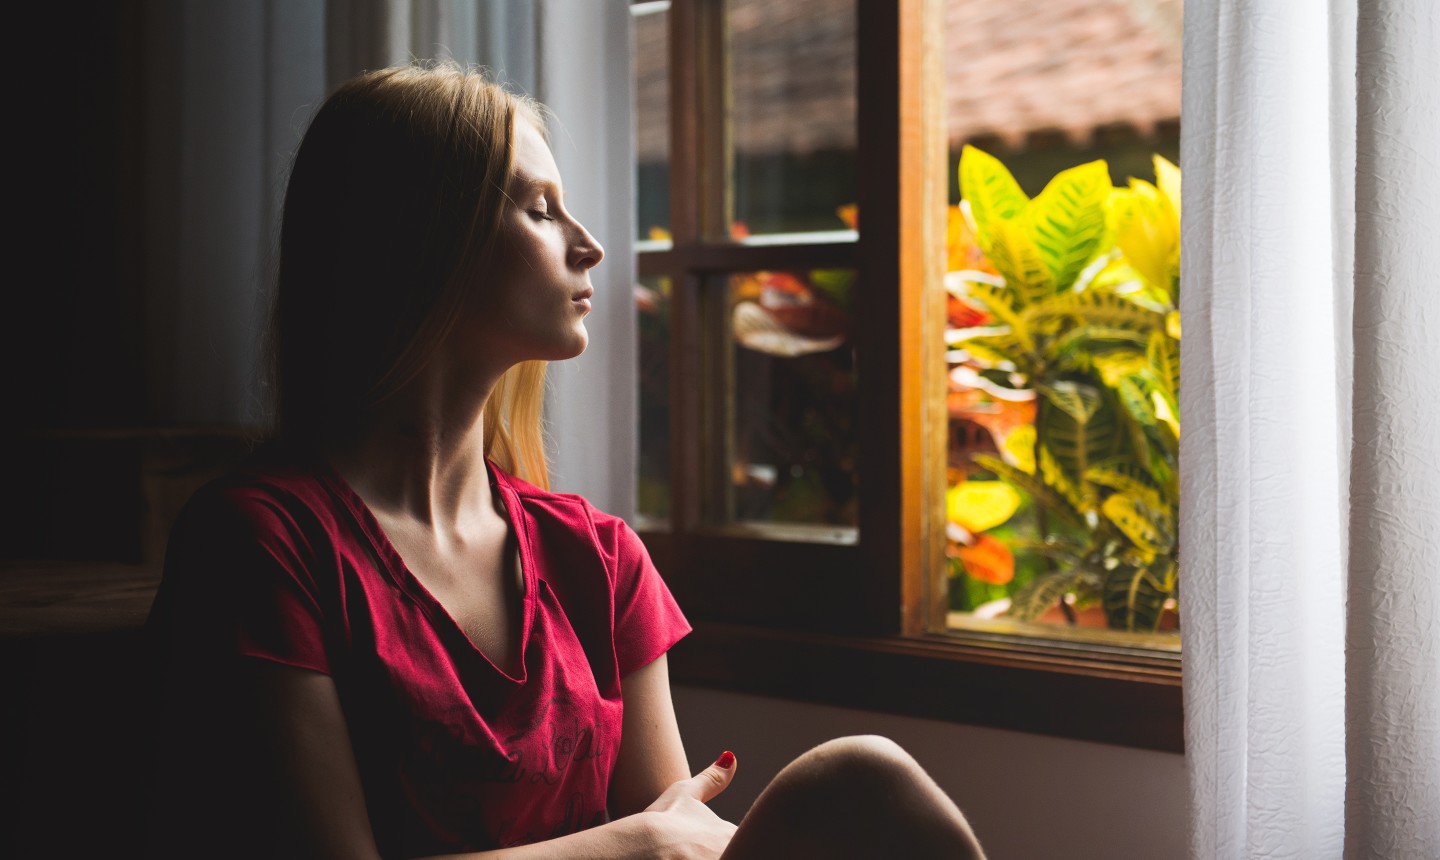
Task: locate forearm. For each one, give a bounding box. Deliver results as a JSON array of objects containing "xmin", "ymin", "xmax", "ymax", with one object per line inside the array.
[{"xmin": 414, "ymin": 812, "xmax": 662, "ymax": 860}]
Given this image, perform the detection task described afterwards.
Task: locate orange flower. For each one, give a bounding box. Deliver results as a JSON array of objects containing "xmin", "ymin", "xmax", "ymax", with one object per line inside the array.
[
  {"xmin": 836, "ymin": 204, "xmax": 858, "ymax": 230},
  {"xmin": 946, "ymin": 205, "xmax": 997, "ymax": 275},
  {"xmin": 954, "ymin": 533, "xmax": 1015, "ymax": 585},
  {"xmin": 947, "ymin": 294, "xmax": 990, "ymax": 329}
]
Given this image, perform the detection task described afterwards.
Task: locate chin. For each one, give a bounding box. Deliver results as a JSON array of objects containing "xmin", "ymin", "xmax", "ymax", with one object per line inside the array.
[{"xmin": 549, "ymin": 327, "xmax": 588, "ymax": 361}]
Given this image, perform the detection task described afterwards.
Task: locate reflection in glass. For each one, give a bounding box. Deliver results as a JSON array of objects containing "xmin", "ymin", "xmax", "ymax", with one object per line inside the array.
[
  {"xmin": 636, "ymin": 277, "xmax": 672, "ymax": 522},
  {"xmin": 729, "ymin": 0, "xmax": 857, "ymax": 238},
  {"xmin": 633, "ymin": 2, "xmax": 670, "ymax": 242},
  {"xmin": 726, "ymin": 269, "xmax": 858, "ymax": 528}
]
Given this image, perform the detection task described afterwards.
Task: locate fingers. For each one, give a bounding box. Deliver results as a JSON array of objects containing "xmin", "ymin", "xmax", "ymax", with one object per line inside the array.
[{"xmin": 683, "ymin": 750, "xmax": 737, "ymax": 804}]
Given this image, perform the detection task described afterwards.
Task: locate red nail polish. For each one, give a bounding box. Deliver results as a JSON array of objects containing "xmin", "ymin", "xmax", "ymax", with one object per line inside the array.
[{"xmin": 715, "ymin": 750, "xmax": 735, "ymax": 770}]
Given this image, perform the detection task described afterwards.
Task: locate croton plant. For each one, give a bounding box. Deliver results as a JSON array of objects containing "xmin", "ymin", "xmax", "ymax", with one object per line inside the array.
[{"xmin": 947, "ymin": 147, "xmax": 1181, "ymax": 633}]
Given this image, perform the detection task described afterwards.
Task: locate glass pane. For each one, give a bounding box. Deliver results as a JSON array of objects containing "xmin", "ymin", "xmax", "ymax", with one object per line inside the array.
[
  {"xmin": 636, "ymin": 276, "xmax": 672, "ymax": 523},
  {"xmin": 633, "ymin": 1, "xmax": 670, "ymax": 243},
  {"xmin": 724, "ymin": 269, "xmax": 858, "ymax": 530},
  {"xmin": 729, "ymin": 0, "xmax": 858, "ymax": 239},
  {"xmin": 941, "ymin": 0, "xmax": 1182, "ymax": 648}
]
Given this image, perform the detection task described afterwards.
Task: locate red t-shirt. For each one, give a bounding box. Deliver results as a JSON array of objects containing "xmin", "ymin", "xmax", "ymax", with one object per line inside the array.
[{"xmin": 145, "ymin": 445, "xmax": 690, "ymax": 857}]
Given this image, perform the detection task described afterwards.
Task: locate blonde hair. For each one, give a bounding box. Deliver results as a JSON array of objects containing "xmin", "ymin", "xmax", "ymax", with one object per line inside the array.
[{"xmin": 267, "ymin": 62, "xmax": 551, "ymax": 487}]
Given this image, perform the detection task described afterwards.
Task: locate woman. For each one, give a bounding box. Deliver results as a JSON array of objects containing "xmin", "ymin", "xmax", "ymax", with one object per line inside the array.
[{"xmin": 145, "ymin": 64, "xmax": 985, "ymax": 860}]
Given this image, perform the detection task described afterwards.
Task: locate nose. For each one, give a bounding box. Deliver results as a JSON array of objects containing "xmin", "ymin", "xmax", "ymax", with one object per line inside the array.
[{"xmin": 571, "ymin": 222, "xmax": 604, "ymax": 271}]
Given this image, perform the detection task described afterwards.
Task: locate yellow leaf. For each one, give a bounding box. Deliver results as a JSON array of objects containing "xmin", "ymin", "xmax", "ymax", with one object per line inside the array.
[
  {"xmin": 1110, "ymin": 181, "xmax": 1178, "ymax": 292},
  {"xmin": 1002, "ymin": 424, "xmax": 1036, "ymax": 474},
  {"xmin": 985, "ymin": 217, "xmax": 1055, "ymax": 302},
  {"xmin": 1166, "ymin": 310, "xmax": 1182, "ymax": 339},
  {"xmin": 947, "ymin": 481, "xmax": 1022, "ymax": 533},
  {"xmin": 1154, "ymin": 155, "xmax": 1182, "ymax": 217},
  {"xmin": 1091, "ymin": 352, "xmax": 1149, "ymax": 387},
  {"xmin": 960, "ymin": 145, "xmax": 1030, "ymax": 238},
  {"xmin": 1101, "ymin": 493, "xmax": 1169, "ymax": 561},
  {"xmin": 1153, "ymin": 389, "xmax": 1179, "ymax": 438}
]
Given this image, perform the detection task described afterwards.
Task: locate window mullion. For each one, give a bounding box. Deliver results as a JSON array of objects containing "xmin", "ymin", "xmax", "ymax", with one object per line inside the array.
[
  {"xmin": 666, "ymin": 1, "xmax": 705, "ymax": 534},
  {"xmin": 854, "ymin": 0, "xmax": 947, "ymax": 637}
]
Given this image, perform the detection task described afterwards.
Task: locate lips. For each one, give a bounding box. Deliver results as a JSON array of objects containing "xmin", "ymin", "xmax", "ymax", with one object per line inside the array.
[{"xmin": 573, "ymin": 287, "xmax": 594, "ymax": 312}]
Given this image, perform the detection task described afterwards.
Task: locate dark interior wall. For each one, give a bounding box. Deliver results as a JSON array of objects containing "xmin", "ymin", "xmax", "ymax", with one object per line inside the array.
[{"xmin": 11, "ymin": 2, "xmax": 149, "ymax": 433}]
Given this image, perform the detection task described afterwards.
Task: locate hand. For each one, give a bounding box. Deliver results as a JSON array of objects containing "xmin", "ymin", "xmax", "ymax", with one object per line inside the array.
[{"xmin": 638, "ymin": 752, "xmax": 739, "ymax": 859}]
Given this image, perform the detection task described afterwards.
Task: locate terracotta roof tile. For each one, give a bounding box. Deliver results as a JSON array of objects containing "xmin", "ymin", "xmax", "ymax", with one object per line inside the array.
[{"xmin": 634, "ymin": 0, "xmax": 1181, "ymax": 159}]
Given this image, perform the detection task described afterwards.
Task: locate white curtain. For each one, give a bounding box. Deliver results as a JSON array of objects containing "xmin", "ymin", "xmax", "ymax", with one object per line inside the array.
[
  {"xmin": 146, "ymin": 0, "xmax": 637, "ymax": 519},
  {"xmin": 1179, "ymin": 1, "xmax": 1439, "ymax": 857}
]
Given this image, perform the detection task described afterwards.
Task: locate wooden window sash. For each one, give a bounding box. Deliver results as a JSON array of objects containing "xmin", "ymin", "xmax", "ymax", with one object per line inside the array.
[{"xmin": 635, "ymin": 0, "xmax": 1183, "ymax": 753}]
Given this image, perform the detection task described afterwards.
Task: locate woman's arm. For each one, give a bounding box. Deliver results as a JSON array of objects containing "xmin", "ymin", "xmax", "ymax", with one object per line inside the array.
[
  {"xmin": 607, "ymin": 653, "xmax": 693, "ymax": 818},
  {"xmin": 240, "ymin": 659, "xmax": 732, "ymax": 860}
]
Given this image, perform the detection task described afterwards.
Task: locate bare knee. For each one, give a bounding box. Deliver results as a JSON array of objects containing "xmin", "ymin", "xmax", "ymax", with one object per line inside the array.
[
  {"xmin": 729, "ymin": 736, "xmax": 985, "ymax": 860},
  {"xmin": 787, "ymin": 735, "xmax": 921, "ymax": 798}
]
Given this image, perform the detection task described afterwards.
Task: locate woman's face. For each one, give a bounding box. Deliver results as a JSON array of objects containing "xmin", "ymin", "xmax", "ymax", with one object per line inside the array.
[{"xmin": 466, "ymin": 119, "xmax": 605, "ymax": 366}]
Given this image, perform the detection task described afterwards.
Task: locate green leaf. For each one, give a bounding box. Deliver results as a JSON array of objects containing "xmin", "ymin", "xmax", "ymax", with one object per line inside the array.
[
  {"xmin": 1039, "ymin": 445, "xmax": 1093, "ymax": 514},
  {"xmin": 960, "ymin": 145, "xmax": 1029, "ymax": 238},
  {"xmin": 962, "ymin": 281, "xmax": 1034, "ymax": 351},
  {"xmin": 1089, "ymin": 351, "xmax": 1150, "ymax": 387},
  {"xmin": 974, "ymin": 454, "xmax": 1088, "ymax": 529},
  {"xmin": 1113, "ymin": 373, "xmax": 1157, "ymax": 428},
  {"xmin": 984, "ymin": 218, "xmax": 1057, "ymax": 305},
  {"xmin": 1038, "ymin": 382, "xmax": 1122, "ymax": 483},
  {"xmin": 1027, "ymin": 160, "xmax": 1112, "ymax": 291},
  {"xmin": 1085, "ymin": 460, "xmax": 1162, "ymax": 500},
  {"xmin": 1148, "ymin": 330, "xmax": 1180, "ymax": 399},
  {"xmin": 1008, "ymin": 566, "xmax": 1103, "ymax": 622},
  {"xmin": 809, "ymin": 268, "xmax": 856, "ymax": 311},
  {"xmin": 1052, "ymin": 326, "xmax": 1150, "ymax": 363},
  {"xmin": 1038, "ymin": 380, "xmax": 1104, "ymax": 423},
  {"xmin": 1101, "ymin": 492, "xmax": 1174, "ymax": 559},
  {"xmin": 954, "ymin": 333, "xmax": 1026, "ymax": 368},
  {"xmin": 1028, "ymin": 289, "xmax": 1167, "ymax": 336},
  {"xmin": 1102, "ymin": 558, "xmax": 1176, "ymax": 632}
]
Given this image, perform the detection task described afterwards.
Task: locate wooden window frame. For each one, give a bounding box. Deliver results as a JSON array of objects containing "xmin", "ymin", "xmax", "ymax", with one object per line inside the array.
[{"xmin": 636, "ymin": 0, "xmax": 1182, "ymax": 754}]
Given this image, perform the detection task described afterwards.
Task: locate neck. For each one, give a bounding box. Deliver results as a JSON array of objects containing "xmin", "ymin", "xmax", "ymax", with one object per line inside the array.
[{"xmin": 322, "ymin": 358, "xmax": 506, "ymax": 539}]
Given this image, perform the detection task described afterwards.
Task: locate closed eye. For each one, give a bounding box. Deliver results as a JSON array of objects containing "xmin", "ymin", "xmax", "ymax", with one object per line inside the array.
[{"xmin": 529, "ymin": 210, "xmax": 557, "ymax": 222}]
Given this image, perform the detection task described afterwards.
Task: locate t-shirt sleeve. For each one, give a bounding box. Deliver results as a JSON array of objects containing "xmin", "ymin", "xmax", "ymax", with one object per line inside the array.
[
  {"xmin": 593, "ymin": 510, "xmax": 691, "ymax": 678},
  {"xmin": 154, "ymin": 483, "xmax": 333, "ymax": 676}
]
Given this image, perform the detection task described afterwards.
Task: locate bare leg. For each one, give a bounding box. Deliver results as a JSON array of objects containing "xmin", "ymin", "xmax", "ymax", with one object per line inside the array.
[{"xmin": 719, "ymin": 735, "xmax": 986, "ymax": 860}]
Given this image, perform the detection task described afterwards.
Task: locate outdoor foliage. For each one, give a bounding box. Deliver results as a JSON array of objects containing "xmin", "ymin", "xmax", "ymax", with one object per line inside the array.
[{"xmin": 947, "ymin": 147, "xmax": 1181, "ymax": 632}]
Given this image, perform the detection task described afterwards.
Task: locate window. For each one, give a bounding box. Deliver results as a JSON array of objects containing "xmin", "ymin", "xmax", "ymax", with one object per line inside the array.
[
  {"xmin": 939, "ymin": 2, "xmax": 1183, "ymax": 650},
  {"xmin": 633, "ymin": 0, "xmax": 1182, "ymax": 752}
]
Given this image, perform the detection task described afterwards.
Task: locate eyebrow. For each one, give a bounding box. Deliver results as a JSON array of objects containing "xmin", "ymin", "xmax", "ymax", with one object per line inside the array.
[{"xmin": 512, "ymin": 172, "xmax": 565, "ymax": 199}]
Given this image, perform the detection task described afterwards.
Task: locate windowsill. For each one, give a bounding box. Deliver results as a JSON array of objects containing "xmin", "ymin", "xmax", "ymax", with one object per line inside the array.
[{"xmin": 666, "ymin": 620, "xmax": 1184, "ymax": 754}]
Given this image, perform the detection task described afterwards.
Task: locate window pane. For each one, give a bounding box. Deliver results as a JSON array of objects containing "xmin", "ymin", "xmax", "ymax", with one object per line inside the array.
[
  {"xmin": 724, "ymin": 269, "xmax": 858, "ymax": 531},
  {"xmin": 941, "ymin": 0, "xmax": 1182, "ymax": 647},
  {"xmin": 637, "ymin": 276, "xmax": 672, "ymax": 523},
  {"xmin": 633, "ymin": 1, "xmax": 670, "ymax": 242},
  {"xmin": 729, "ymin": 0, "xmax": 858, "ymax": 239}
]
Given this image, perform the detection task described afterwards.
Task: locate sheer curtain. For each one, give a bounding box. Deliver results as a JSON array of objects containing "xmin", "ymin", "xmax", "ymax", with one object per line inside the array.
[
  {"xmin": 1179, "ymin": 1, "xmax": 1439, "ymax": 857},
  {"xmin": 148, "ymin": 0, "xmax": 637, "ymax": 518}
]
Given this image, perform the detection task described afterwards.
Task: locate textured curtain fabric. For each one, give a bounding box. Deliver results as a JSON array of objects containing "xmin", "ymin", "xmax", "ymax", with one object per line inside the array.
[
  {"xmin": 1179, "ymin": 2, "xmax": 1439, "ymax": 858},
  {"xmin": 142, "ymin": 0, "xmax": 327, "ymax": 425},
  {"xmin": 147, "ymin": 0, "xmax": 637, "ymax": 518}
]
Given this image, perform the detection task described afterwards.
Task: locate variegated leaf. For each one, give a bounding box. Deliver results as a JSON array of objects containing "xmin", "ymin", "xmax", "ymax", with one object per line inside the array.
[{"xmin": 1027, "ymin": 160, "xmax": 1111, "ymax": 291}]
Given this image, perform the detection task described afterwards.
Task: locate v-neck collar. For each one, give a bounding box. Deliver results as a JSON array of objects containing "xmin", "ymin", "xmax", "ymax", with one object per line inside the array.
[{"xmin": 317, "ymin": 455, "xmax": 537, "ymax": 684}]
